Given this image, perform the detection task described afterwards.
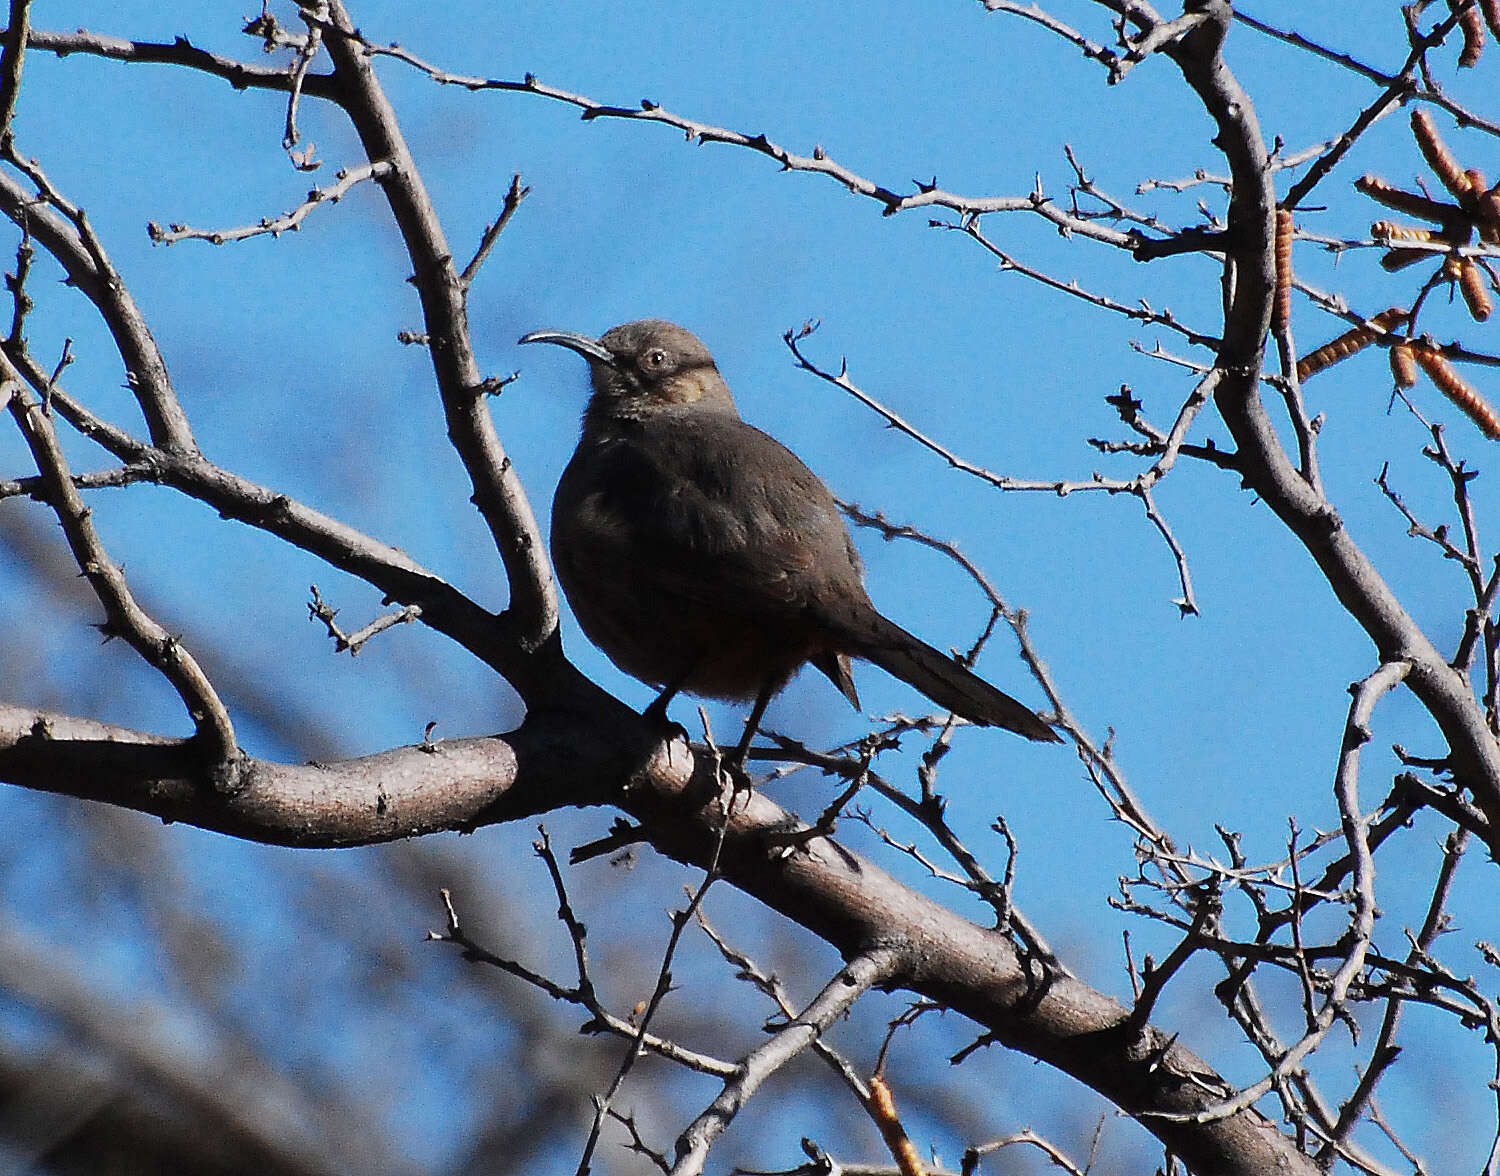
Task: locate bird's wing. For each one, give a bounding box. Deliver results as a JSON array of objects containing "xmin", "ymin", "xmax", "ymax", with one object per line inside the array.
[{"xmin": 574, "ymin": 413, "xmax": 866, "ymax": 619}]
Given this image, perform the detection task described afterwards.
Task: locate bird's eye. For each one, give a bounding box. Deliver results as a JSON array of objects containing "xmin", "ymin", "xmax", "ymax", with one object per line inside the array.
[{"xmin": 641, "ymin": 348, "xmax": 668, "ymax": 371}]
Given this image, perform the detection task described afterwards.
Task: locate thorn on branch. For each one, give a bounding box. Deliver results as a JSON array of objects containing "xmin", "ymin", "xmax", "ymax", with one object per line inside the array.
[
  {"xmin": 570, "ymin": 817, "xmax": 650, "ymax": 864},
  {"xmin": 477, "ymin": 370, "xmax": 520, "ymax": 396}
]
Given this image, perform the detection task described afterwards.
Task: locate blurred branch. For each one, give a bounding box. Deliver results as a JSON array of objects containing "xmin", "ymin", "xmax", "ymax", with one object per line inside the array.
[
  {"xmin": 0, "ymin": 918, "xmax": 413, "ymax": 1176},
  {"xmin": 0, "ymin": 694, "xmax": 1318, "ymax": 1174},
  {"xmin": 671, "ymin": 950, "xmax": 899, "ymax": 1176}
]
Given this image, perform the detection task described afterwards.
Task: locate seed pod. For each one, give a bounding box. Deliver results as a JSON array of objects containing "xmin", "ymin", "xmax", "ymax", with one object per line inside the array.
[
  {"xmin": 1480, "ymin": 183, "xmax": 1500, "ymax": 244},
  {"xmin": 1460, "ymin": 258, "xmax": 1493, "ymax": 321},
  {"xmin": 1380, "ymin": 247, "xmax": 1436, "ymax": 272},
  {"xmin": 1484, "ymin": 0, "xmax": 1500, "ymax": 39},
  {"xmin": 1412, "ymin": 109, "xmax": 1473, "ymax": 203},
  {"xmin": 1454, "ymin": 0, "xmax": 1486, "ymax": 66},
  {"xmin": 868, "ymin": 1077, "xmax": 923, "ymax": 1176},
  {"xmin": 1390, "ymin": 342, "xmax": 1418, "ymax": 389},
  {"xmin": 1356, "ymin": 174, "xmax": 1459, "ymax": 222},
  {"xmin": 1372, "ymin": 220, "xmax": 1447, "ymax": 244},
  {"xmin": 1273, "ymin": 208, "xmax": 1293, "ymax": 331},
  {"xmin": 1412, "ymin": 345, "xmax": 1500, "ymax": 439},
  {"xmin": 1297, "ymin": 307, "xmax": 1409, "ymax": 382}
]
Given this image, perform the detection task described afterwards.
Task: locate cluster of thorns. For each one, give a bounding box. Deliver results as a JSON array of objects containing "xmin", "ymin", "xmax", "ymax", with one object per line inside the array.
[{"xmin": 1292, "ymin": 108, "xmax": 1500, "ymax": 440}]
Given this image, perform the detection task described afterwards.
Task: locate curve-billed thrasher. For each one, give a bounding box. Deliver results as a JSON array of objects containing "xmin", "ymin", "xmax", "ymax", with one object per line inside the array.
[{"xmin": 520, "ymin": 319, "xmax": 1060, "ymax": 756}]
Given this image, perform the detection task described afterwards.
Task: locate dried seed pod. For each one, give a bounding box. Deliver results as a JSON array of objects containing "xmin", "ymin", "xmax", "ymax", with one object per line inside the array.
[
  {"xmin": 1356, "ymin": 174, "xmax": 1458, "ymax": 222},
  {"xmin": 868, "ymin": 1077, "xmax": 923, "ymax": 1176},
  {"xmin": 1485, "ymin": 183, "xmax": 1500, "ymax": 220},
  {"xmin": 1412, "ymin": 345, "xmax": 1500, "ymax": 438},
  {"xmin": 1381, "ymin": 247, "xmax": 1437, "ymax": 272},
  {"xmin": 1412, "ymin": 109, "xmax": 1473, "ymax": 203},
  {"xmin": 1485, "ymin": 0, "xmax": 1500, "ymax": 39},
  {"xmin": 1297, "ymin": 307, "xmax": 1409, "ymax": 382},
  {"xmin": 1460, "ymin": 258, "xmax": 1493, "ymax": 320},
  {"xmin": 1273, "ymin": 208, "xmax": 1293, "ymax": 331},
  {"xmin": 1372, "ymin": 220, "xmax": 1447, "ymax": 244},
  {"xmin": 1480, "ymin": 183, "xmax": 1500, "ymax": 243},
  {"xmin": 1390, "ymin": 342, "xmax": 1418, "ymax": 389},
  {"xmin": 1454, "ymin": 0, "xmax": 1486, "ymax": 66}
]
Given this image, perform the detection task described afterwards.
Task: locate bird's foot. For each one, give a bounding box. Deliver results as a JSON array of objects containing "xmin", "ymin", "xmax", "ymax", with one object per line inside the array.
[
  {"xmin": 641, "ymin": 698, "xmax": 691, "ymax": 746},
  {"xmin": 764, "ymin": 823, "xmax": 824, "ymax": 855}
]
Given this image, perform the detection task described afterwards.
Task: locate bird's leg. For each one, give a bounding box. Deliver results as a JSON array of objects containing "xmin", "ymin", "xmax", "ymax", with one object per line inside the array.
[
  {"xmin": 643, "ymin": 660, "xmax": 700, "ymax": 726},
  {"xmin": 643, "ymin": 684, "xmax": 680, "ymax": 725},
  {"xmin": 731, "ymin": 679, "xmax": 778, "ymax": 770}
]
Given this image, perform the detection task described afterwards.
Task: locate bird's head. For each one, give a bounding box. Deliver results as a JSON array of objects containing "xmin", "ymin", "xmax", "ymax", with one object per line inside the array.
[{"xmin": 519, "ymin": 319, "xmax": 737, "ymax": 421}]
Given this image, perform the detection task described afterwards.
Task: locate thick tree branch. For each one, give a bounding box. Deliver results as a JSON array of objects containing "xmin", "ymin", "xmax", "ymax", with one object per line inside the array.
[
  {"xmin": 4, "ymin": 369, "xmax": 239, "ymax": 773},
  {"xmin": 0, "ymin": 353, "xmax": 561, "ymax": 697},
  {"xmin": 315, "ymin": 1, "xmax": 557, "ymax": 663},
  {"xmin": 0, "ymin": 698, "xmax": 1316, "ymax": 1176},
  {"xmin": 15, "ymin": 26, "xmax": 342, "ymax": 100},
  {"xmin": 0, "ymin": 703, "xmax": 636, "ymax": 844},
  {"xmin": 1164, "ymin": 0, "xmax": 1500, "ymax": 849}
]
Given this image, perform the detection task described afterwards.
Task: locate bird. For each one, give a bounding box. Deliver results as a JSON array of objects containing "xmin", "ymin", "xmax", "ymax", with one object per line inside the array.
[{"xmin": 519, "ymin": 319, "xmax": 1061, "ymax": 760}]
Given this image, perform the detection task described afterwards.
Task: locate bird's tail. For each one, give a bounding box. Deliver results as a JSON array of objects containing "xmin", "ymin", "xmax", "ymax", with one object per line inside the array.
[{"xmin": 854, "ymin": 614, "xmax": 1060, "ymax": 742}]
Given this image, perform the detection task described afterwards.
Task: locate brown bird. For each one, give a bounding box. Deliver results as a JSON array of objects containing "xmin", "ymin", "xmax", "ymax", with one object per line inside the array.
[{"xmin": 520, "ymin": 319, "xmax": 1060, "ymax": 758}]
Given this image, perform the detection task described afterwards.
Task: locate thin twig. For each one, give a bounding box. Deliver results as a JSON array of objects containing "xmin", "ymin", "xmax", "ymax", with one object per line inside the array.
[
  {"xmin": 459, "ymin": 173, "xmax": 530, "ymax": 288},
  {"xmin": 578, "ymin": 788, "xmax": 737, "ymax": 1175},
  {"xmin": 147, "ymin": 162, "xmax": 392, "ymax": 246},
  {"xmin": 669, "ymin": 948, "xmax": 900, "ymax": 1176}
]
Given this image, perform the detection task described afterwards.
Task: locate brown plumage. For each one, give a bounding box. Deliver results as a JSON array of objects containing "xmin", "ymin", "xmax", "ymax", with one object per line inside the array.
[{"xmin": 521, "ymin": 319, "xmax": 1060, "ymax": 752}]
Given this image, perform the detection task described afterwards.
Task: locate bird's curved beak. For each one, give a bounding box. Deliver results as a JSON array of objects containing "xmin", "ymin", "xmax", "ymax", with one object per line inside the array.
[{"xmin": 517, "ymin": 329, "xmax": 618, "ymax": 368}]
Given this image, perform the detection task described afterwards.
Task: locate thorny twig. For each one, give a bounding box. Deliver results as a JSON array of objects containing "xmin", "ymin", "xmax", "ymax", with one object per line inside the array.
[
  {"xmin": 427, "ymin": 837, "xmax": 736, "ymax": 1080},
  {"xmin": 786, "ymin": 324, "xmax": 1203, "ymax": 612},
  {"xmin": 307, "ymin": 585, "xmax": 422, "ymax": 655},
  {"xmin": 148, "ymin": 161, "xmax": 392, "ymax": 245}
]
